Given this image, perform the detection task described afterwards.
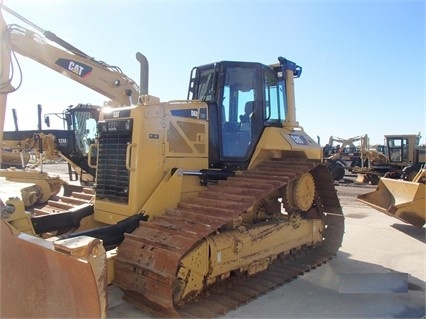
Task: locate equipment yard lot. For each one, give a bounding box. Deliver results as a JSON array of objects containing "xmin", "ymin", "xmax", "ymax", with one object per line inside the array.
[{"xmin": 1, "ymin": 165, "xmax": 425, "ymax": 318}]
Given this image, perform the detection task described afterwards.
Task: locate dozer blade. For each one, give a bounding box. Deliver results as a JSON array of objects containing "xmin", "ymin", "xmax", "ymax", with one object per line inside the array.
[
  {"xmin": 357, "ymin": 178, "xmax": 426, "ymax": 228},
  {"xmin": 0, "ymin": 220, "xmax": 108, "ymax": 318}
]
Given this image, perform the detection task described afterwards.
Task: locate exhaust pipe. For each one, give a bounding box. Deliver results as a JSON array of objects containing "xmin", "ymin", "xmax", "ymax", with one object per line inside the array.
[{"xmin": 136, "ymin": 52, "xmax": 148, "ymax": 95}]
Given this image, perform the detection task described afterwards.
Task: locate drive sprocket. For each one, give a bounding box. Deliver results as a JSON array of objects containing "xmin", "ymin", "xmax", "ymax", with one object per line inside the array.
[{"xmin": 284, "ymin": 172, "xmax": 315, "ymax": 212}]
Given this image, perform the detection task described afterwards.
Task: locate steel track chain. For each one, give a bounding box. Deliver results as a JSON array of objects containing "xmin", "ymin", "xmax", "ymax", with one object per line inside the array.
[{"xmin": 114, "ymin": 159, "xmax": 345, "ymax": 318}]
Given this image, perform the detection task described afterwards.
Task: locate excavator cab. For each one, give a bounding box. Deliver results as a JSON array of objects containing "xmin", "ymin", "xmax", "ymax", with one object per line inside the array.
[
  {"xmin": 51, "ymin": 104, "xmax": 100, "ymax": 181},
  {"xmin": 45, "ymin": 104, "xmax": 100, "ymax": 157},
  {"xmin": 2, "ymin": 104, "xmax": 101, "ymax": 183}
]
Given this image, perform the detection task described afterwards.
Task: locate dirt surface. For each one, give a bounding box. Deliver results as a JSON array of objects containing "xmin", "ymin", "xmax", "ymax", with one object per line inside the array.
[{"xmin": 334, "ymin": 175, "xmax": 377, "ymax": 205}]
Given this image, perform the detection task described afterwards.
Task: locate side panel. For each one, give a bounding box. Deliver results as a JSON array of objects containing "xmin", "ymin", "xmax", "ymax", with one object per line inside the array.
[
  {"xmin": 164, "ymin": 101, "xmax": 209, "ymax": 197},
  {"xmin": 94, "ymin": 101, "xmax": 208, "ymax": 224},
  {"xmin": 249, "ymin": 127, "xmax": 322, "ymax": 168}
]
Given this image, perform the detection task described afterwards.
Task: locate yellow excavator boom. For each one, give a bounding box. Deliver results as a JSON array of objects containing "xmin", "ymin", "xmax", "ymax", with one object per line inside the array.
[
  {"xmin": 0, "ymin": 5, "xmax": 11, "ymax": 161},
  {"xmin": 0, "ymin": 2, "xmax": 144, "ymax": 169},
  {"xmin": 0, "ymin": 3, "xmax": 140, "ymax": 107}
]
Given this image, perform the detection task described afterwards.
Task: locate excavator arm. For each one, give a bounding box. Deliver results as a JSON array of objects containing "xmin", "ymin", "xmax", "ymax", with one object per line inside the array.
[
  {"xmin": 0, "ymin": 4, "xmax": 11, "ymax": 159},
  {"xmin": 0, "ymin": 3, "xmax": 150, "ymax": 183},
  {"xmin": 0, "ymin": 3, "xmax": 140, "ymax": 108},
  {"xmin": 328, "ymin": 134, "xmax": 369, "ymax": 150}
]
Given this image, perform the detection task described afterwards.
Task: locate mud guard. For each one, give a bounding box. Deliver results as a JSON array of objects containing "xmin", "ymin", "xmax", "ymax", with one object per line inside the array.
[{"xmin": 0, "ymin": 220, "xmax": 107, "ymax": 318}]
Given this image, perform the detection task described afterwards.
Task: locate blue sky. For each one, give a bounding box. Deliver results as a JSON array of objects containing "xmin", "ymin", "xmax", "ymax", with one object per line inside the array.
[{"xmin": 2, "ymin": 0, "xmax": 425, "ymax": 146}]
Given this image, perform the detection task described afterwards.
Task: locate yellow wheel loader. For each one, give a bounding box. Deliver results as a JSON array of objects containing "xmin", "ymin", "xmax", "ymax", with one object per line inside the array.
[{"xmin": 1, "ymin": 6, "xmax": 345, "ymax": 319}]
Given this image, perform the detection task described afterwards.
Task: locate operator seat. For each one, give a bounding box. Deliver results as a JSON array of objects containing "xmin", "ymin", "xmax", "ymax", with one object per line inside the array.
[{"xmin": 240, "ymin": 101, "xmax": 254, "ymax": 131}]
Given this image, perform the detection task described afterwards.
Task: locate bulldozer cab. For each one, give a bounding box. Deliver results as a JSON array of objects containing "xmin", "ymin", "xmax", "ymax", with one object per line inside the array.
[{"xmin": 188, "ymin": 59, "xmax": 299, "ymax": 170}]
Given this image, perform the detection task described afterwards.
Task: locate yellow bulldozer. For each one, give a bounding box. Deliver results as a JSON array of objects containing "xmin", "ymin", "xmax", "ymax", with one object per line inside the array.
[{"xmin": 0, "ymin": 5, "xmax": 345, "ymax": 318}]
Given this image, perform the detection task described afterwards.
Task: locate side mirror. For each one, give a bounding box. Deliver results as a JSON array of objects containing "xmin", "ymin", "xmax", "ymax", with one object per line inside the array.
[{"xmin": 44, "ymin": 115, "xmax": 50, "ymax": 128}]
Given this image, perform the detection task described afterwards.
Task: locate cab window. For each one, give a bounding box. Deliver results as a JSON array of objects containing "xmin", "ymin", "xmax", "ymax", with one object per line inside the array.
[
  {"xmin": 264, "ymin": 68, "xmax": 285, "ymax": 126},
  {"xmin": 220, "ymin": 66, "xmax": 256, "ymax": 158}
]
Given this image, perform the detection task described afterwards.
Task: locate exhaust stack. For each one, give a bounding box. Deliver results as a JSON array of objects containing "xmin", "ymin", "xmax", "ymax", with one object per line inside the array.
[
  {"xmin": 278, "ymin": 56, "xmax": 302, "ymax": 130},
  {"xmin": 136, "ymin": 52, "xmax": 148, "ymax": 95}
]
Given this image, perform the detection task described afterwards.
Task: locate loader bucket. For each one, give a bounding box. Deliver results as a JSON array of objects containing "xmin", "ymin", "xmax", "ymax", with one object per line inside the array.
[
  {"xmin": 357, "ymin": 178, "xmax": 426, "ymax": 228},
  {"xmin": 0, "ymin": 220, "xmax": 108, "ymax": 318}
]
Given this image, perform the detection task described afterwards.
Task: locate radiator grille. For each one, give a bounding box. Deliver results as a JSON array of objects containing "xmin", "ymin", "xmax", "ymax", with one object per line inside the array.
[{"xmin": 95, "ymin": 120, "xmax": 132, "ymax": 203}]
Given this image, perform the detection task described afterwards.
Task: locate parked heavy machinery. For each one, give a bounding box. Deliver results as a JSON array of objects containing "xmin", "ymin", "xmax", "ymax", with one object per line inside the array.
[
  {"xmin": 0, "ymin": 3, "xmax": 140, "ymax": 174},
  {"xmin": 323, "ymin": 152, "xmax": 347, "ymax": 181},
  {"xmin": 0, "ymin": 2, "xmax": 143, "ymax": 199},
  {"xmin": 386, "ymin": 134, "xmax": 426, "ymax": 181},
  {"xmin": 2, "ymin": 56, "xmax": 345, "ymax": 318},
  {"xmin": 3, "ymin": 103, "xmax": 101, "ymax": 184},
  {"xmin": 322, "ymin": 134, "xmax": 369, "ymax": 181},
  {"xmin": 353, "ymin": 134, "xmax": 426, "ymax": 184},
  {"xmin": 324, "ymin": 134, "xmax": 369, "ymax": 165},
  {"xmin": 358, "ymin": 168, "xmax": 425, "ymax": 228},
  {"xmin": 1, "ymin": 103, "xmax": 99, "ymax": 208},
  {"xmin": 1, "ymin": 5, "xmax": 345, "ymax": 319}
]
